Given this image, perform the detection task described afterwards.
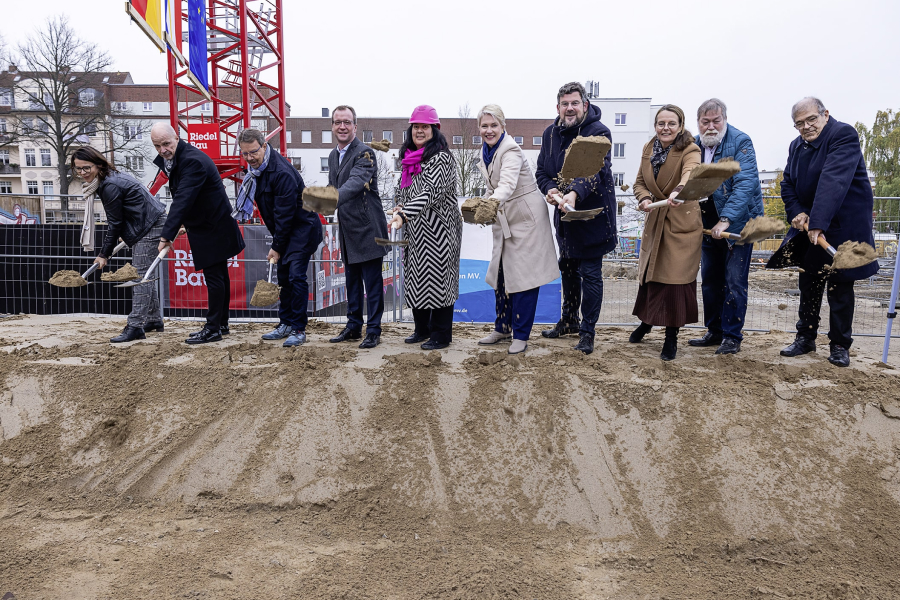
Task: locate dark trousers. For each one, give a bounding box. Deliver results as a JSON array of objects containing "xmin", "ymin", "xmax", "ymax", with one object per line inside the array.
[
  {"xmin": 797, "ymin": 270, "xmax": 855, "ymax": 348},
  {"xmin": 345, "ymin": 257, "xmax": 384, "ymax": 335},
  {"xmin": 494, "ymin": 263, "xmax": 540, "ymax": 341},
  {"xmin": 413, "ymin": 305, "xmax": 454, "ymax": 344},
  {"xmin": 277, "ymin": 253, "xmax": 312, "ymax": 331},
  {"xmin": 700, "ymin": 236, "xmax": 753, "ymax": 341},
  {"xmin": 559, "ymin": 256, "xmax": 604, "ymax": 338},
  {"xmin": 203, "ymin": 259, "xmax": 230, "ymax": 332}
]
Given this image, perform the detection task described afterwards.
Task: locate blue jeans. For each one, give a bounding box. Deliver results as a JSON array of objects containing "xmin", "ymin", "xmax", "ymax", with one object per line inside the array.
[
  {"xmin": 277, "ymin": 253, "xmax": 312, "ymax": 331},
  {"xmin": 559, "ymin": 256, "xmax": 604, "ymax": 338},
  {"xmin": 494, "ymin": 263, "xmax": 540, "ymax": 341},
  {"xmin": 700, "ymin": 236, "xmax": 752, "ymax": 340},
  {"xmin": 344, "ymin": 257, "xmax": 384, "ymax": 335}
]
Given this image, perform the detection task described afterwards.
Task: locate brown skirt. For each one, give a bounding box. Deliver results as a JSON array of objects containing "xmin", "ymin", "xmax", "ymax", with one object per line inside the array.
[{"xmin": 632, "ymin": 281, "xmax": 698, "ymax": 328}]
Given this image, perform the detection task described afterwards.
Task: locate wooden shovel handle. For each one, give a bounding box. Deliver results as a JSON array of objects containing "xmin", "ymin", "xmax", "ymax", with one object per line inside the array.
[
  {"xmin": 802, "ymin": 223, "xmax": 837, "ymax": 256},
  {"xmin": 702, "ymin": 229, "xmax": 741, "ymax": 241}
]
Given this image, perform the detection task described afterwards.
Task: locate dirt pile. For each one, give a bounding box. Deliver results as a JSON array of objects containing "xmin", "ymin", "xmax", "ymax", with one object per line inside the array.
[
  {"xmin": 48, "ymin": 270, "xmax": 86, "ymax": 287},
  {"xmin": 738, "ymin": 215, "xmax": 786, "ymax": 245},
  {"xmin": 830, "ymin": 240, "xmax": 878, "ymax": 271},
  {"xmin": 367, "ymin": 139, "xmax": 391, "ymax": 152},
  {"xmin": 1, "ymin": 316, "xmax": 900, "ymax": 599},
  {"xmin": 302, "ymin": 186, "xmax": 339, "ymax": 215},
  {"xmin": 100, "ymin": 262, "xmax": 139, "ymax": 282},
  {"xmin": 249, "ymin": 280, "xmax": 280, "ymax": 307},
  {"xmin": 559, "ymin": 135, "xmax": 611, "ymax": 180}
]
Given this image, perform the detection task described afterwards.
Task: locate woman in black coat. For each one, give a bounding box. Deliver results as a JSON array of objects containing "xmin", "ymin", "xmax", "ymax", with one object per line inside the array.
[{"xmin": 71, "ymin": 146, "xmax": 167, "ymax": 343}]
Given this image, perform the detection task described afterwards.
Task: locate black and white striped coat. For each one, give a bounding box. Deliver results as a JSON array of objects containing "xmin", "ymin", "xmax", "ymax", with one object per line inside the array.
[{"xmin": 398, "ymin": 151, "xmax": 462, "ymax": 309}]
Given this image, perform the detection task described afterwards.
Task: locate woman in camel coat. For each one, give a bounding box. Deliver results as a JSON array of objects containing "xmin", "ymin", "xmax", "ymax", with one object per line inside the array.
[
  {"xmin": 476, "ymin": 104, "xmax": 559, "ymax": 354},
  {"xmin": 629, "ymin": 104, "xmax": 702, "ymax": 360}
]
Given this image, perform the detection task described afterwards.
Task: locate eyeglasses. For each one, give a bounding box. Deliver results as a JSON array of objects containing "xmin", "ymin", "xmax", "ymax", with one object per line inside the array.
[
  {"xmin": 332, "ymin": 120, "xmax": 354, "ymax": 127},
  {"xmin": 240, "ymin": 146, "xmax": 263, "ymax": 158},
  {"xmin": 73, "ymin": 166, "xmax": 94, "ymax": 173},
  {"xmin": 793, "ymin": 114, "xmax": 820, "ymax": 129},
  {"xmin": 559, "ymin": 101, "xmax": 582, "ymax": 109}
]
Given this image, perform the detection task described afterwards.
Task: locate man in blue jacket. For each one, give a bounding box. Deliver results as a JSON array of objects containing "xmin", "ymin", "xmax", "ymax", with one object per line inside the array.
[
  {"xmin": 777, "ymin": 97, "xmax": 878, "ymax": 367},
  {"xmin": 688, "ymin": 99, "xmax": 763, "ymax": 355},
  {"xmin": 236, "ymin": 128, "xmax": 323, "ymax": 347},
  {"xmin": 535, "ymin": 82, "xmax": 618, "ymax": 355}
]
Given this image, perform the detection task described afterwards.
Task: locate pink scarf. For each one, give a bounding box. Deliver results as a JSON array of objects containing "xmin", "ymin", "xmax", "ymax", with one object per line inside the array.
[{"xmin": 400, "ymin": 148, "xmax": 425, "ymax": 189}]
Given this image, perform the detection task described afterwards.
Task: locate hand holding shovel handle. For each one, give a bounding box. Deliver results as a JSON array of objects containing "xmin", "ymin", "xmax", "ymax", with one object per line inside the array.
[
  {"xmin": 702, "ymin": 229, "xmax": 742, "ymax": 241},
  {"xmin": 81, "ymin": 240, "xmax": 128, "ymax": 280},
  {"xmin": 803, "ymin": 223, "xmax": 837, "ymax": 257},
  {"xmin": 267, "ymin": 258, "xmax": 276, "ymax": 284}
]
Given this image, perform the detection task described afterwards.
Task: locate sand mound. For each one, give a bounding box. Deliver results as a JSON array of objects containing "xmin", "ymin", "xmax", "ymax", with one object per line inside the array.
[
  {"xmin": 101, "ymin": 262, "xmax": 139, "ymax": 282},
  {"xmin": 738, "ymin": 215, "xmax": 786, "ymax": 245},
  {"xmin": 461, "ymin": 197, "xmax": 499, "ymax": 224},
  {"xmin": 249, "ymin": 280, "xmax": 280, "ymax": 307},
  {"xmin": 559, "ymin": 135, "xmax": 611, "ymax": 180},
  {"xmin": 48, "ymin": 270, "xmax": 87, "ymax": 287},
  {"xmin": 367, "ymin": 139, "xmax": 391, "ymax": 152},
  {"xmin": 830, "ymin": 241, "xmax": 878, "ymax": 270},
  {"xmin": 302, "ymin": 186, "xmax": 339, "ymax": 215},
  {"xmin": 1, "ymin": 316, "xmax": 899, "ymax": 598}
]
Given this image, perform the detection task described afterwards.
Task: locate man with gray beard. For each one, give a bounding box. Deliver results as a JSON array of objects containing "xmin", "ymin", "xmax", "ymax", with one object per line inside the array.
[{"xmin": 687, "ymin": 99, "xmax": 763, "ymax": 355}]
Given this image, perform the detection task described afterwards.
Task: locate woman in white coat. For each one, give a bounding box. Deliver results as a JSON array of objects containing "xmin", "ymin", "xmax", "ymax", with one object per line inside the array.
[{"xmin": 476, "ymin": 104, "xmax": 559, "ymax": 354}]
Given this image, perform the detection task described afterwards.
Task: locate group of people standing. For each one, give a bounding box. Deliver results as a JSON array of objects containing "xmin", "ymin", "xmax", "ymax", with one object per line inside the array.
[{"xmin": 72, "ymin": 81, "xmax": 878, "ymax": 368}]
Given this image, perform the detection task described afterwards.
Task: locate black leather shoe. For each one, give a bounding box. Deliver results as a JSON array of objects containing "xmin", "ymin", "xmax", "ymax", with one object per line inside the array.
[
  {"xmin": 330, "ymin": 327, "xmax": 362, "ymax": 343},
  {"xmin": 629, "ymin": 322, "xmax": 652, "ymax": 343},
  {"xmin": 660, "ymin": 327, "xmax": 678, "ymax": 361},
  {"xmin": 541, "ymin": 321, "xmax": 580, "ymax": 339},
  {"xmin": 780, "ymin": 337, "xmax": 816, "ymax": 357},
  {"xmin": 220, "ymin": 325, "xmax": 230, "ymax": 335},
  {"xmin": 715, "ymin": 338, "xmax": 741, "ymax": 354},
  {"xmin": 827, "ymin": 344, "xmax": 850, "ymax": 367},
  {"xmin": 111, "ymin": 325, "xmax": 145, "ymax": 343},
  {"xmin": 359, "ymin": 333, "xmax": 381, "ymax": 349},
  {"xmin": 421, "ymin": 339, "xmax": 449, "ymax": 350},
  {"xmin": 185, "ymin": 327, "xmax": 222, "ymax": 345},
  {"xmin": 574, "ymin": 334, "xmax": 594, "ymax": 355},
  {"xmin": 688, "ymin": 331, "xmax": 722, "ymax": 347},
  {"xmin": 404, "ymin": 332, "xmax": 430, "ymax": 344},
  {"xmin": 143, "ymin": 321, "xmax": 164, "ymax": 333}
]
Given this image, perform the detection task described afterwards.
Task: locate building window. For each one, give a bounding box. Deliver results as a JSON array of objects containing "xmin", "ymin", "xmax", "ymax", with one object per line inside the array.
[
  {"xmin": 142, "ymin": 102, "xmax": 153, "ymax": 111},
  {"xmin": 25, "ymin": 149, "xmax": 36, "ymax": 167},
  {"xmin": 617, "ymin": 202, "xmax": 624, "ymax": 216},
  {"xmin": 613, "ymin": 173, "xmax": 625, "ymax": 186},
  {"xmin": 0, "ymin": 150, "xmax": 8, "ymax": 165},
  {"xmin": 79, "ymin": 89, "xmax": 96, "ymax": 107},
  {"xmin": 473, "ymin": 135, "xmax": 482, "ymax": 145},
  {"xmin": 402, "ymin": 131, "xmax": 407, "ymax": 142},
  {"xmin": 82, "ymin": 122, "xmax": 98, "ymax": 137},
  {"xmin": 291, "ymin": 158, "xmax": 302, "ymax": 171},
  {"xmin": 113, "ymin": 101, "xmax": 128, "ymax": 111},
  {"xmin": 301, "ymin": 130, "xmax": 311, "ymax": 144},
  {"xmin": 613, "ymin": 143, "xmax": 625, "ymax": 158},
  {"xmin": 615, "ymin": 113, "xmax": 626, "ymax": 125},
  {"xmin": 0, "ymin": 118, "xmax": 6, "ymax": 133},
  {"xmin": 127, "ymin": 125, "xmax": 143, "ymax": 140},
  {"xmin": 382, "ymin": 131, "xmax": 393, "ymax": 143},
  {"xmin": 393, "ymin": 157, "xmax": 401, "ymax": 171},
  {"xmin": 322, "ymin": 131, "xmax": 332, "ymax": 144},
  {"xmin": 513, "ymin": 136, "xmax": 524, "ymax": 145},
  {"xmin": 0, "ymin": 181, "xmax": 11, "ymax": 194},
  {"xmin": 201, "ymin": 102, "xmax": 211, "ymax": 111},
  {"xmin": 27, "ymin": 180, "xmax": 39, "ymax": 195},
  {"xmin": 0, "ymin": 90, "xmax": 11, "ymax": 106},
  {"xmin": 286, "ymin": 131, "xmax": 292, "ymax": 144},
  {"xmin": 40, "ymin": 149, "xmax": 51, "ymax": 167},
  {"xmin": 320, "ymin": 157, "xmax": 329, "ymax": 172},
  {"xmin": 362, "ymin": 131, "xmax": 373, "ymax": 143},
  {"xmin": 452, "ymin": 135, "xmax": 463, "ymax": 145},
  {"xmin": 42, "ymin": 181, "xmax": 54, "ymax": 195},
  {"xmin": 533, "ymin": 136, "xmax": 542, "ymax": 146},
  {"xmin": 125, "ymin": 156, "xmax": 144, "ymax": 173},
  {"xmin": 43, "ymin": 92, "xmax": 54, "ymax": 109}
]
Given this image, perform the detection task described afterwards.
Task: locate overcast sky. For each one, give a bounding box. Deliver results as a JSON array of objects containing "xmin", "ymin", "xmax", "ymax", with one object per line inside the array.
[{"xmin": 3, "ymin": 0, "xmax": 898, "ymax": 170}]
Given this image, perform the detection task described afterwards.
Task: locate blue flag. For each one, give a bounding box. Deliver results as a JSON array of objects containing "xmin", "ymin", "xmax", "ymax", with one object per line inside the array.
[{"xmin": 188, "ymin": 0, "xmax": 208, "ymax": 91}]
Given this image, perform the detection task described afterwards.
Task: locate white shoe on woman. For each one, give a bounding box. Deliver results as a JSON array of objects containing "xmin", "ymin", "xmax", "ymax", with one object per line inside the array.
[{"xmin": 478, "ymin": 330, "xmax": 512, "ymax": 345}]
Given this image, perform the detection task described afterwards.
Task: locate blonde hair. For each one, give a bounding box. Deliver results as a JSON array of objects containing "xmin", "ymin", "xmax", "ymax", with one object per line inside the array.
[{"xmin": 477, "ymin": 104, "xmax": 506, "ymax": 131}]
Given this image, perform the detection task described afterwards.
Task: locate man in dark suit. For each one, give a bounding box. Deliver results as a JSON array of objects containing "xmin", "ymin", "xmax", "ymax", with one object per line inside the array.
[
  {"xmin": 151, "ymin": 122, "xmax": 246, "ymax": 344},
  {"xmin": 236, "ymin": 128, "xmax": 323, "ymax": 347},
  {"xmin": 326, "ymin": 105, "xmax": 389, "ymax": 349},
  {"xmin": 778, "ymin": 97, "xmax": 879, "ymax": 367}
]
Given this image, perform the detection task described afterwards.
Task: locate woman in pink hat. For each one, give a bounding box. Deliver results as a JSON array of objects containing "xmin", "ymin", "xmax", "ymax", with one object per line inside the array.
[{"xmin": 389, "ymin": 105, "xmax": 462, "ymax": 350}]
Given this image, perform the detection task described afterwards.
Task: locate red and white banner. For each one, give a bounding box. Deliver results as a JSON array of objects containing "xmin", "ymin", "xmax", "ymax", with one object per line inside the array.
[
  {"xmin": 187, "ymin": 123, "xmax": 221, "ymax": 159},
  {"xmin": 167, "ymin": 227, "xmax": 247, "ymax": 310}
]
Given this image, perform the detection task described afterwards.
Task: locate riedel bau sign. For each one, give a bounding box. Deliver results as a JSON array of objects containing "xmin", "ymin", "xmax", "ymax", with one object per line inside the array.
[{"xmin": 187, "ymin": 124, "xmax": 221, "ymax": 159}]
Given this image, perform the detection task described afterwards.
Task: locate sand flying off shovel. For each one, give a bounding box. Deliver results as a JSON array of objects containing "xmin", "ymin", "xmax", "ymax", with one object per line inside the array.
[
  {"xmin": 558, "ymin": 135, "xmax": 612, "ymax": 180},
  {"xmin": 49, "ymin": 240, "xmax": 129, "ymax": 288},
  {"xmin": 367, "ymin": 139, "xmax": 391, "ymax": 152},
  {"xmin": 645, "ymin": 159, "xmax": 743, "ymax": 210},
  {"xmin": 702, "ymin": 216, "xmax": 786, "ymax": 245},
  {"xmin": 302, "ymin": 186, "xmax": 339, "ymax": 215},
  {"xmin": 461, "ymin": 197, "xmax": 499, "ymax": 225},
  {"xmin": 250, "ymin": 258, "xmax": 281, "ymax": 307}
]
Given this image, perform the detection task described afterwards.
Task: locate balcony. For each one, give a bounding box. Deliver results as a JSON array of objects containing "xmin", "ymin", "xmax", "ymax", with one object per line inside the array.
[{"xmin": 0, "ymin": 163, "xmax": 21, "ymax": 175}]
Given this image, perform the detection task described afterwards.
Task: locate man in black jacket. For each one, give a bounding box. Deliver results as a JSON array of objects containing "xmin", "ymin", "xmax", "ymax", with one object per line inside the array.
[
  {"xmin": 151, "ymin": 122, "xmax": 246, "ymax": 344},
  {"xmin": 535, "ymin": 82, "xmax": 618, "ymax": 355},
  {"xmin": 326, "ymin": 105, "xmax": 389, "ymax": 349},
  {"xmin": 236, "ymin": 128, "xmax": 323, "ymax": 347}
]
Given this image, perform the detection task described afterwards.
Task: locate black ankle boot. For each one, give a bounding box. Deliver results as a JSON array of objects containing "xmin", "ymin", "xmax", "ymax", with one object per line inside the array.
[
  {"xmin": 660, "ymin": 327, "xmax": 678, "ymax": 361},
  {"xmin": 629, "ymin": 322, "xmax": 652, "ymax": 343}
]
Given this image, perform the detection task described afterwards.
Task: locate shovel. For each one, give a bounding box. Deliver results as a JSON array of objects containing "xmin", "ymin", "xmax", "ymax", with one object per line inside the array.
[
  {"xmin": 703, "ymin": 228, "xmax": 742, "ymax": 241},
  {"xmin": 48, "ymin": 240, "xmax": 129, "ymax": 288},
  {"xmin": 375, "ymin": 222, "xmax": 409, "ymax": 247},
  {"xmin": 551, "ymin": 192, "xmax": 605, "ymax": 222},
  {"xmin": 250, "ymin": 258, "xmax": 281, "ymax": 307},
  {"xmin": 115, "ymin": 246, "xmax": 169, "ymax": 288},
  {"xmin": 82, "ymin": 240, "xmax": 129, "ymax": 283}
]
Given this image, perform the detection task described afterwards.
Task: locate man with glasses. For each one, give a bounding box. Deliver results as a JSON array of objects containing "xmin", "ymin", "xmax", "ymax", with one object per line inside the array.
[
  {"xmin": 777, "ymin": 97, "xmax": 878, "ymax": 367},
  {"xmin": 326, "ymin": 105, "xmax": 389, "ymax": 349},
  {"xmin": 236, "ymin": 128, "xmax": 323, "ymax": 347},
  {"xmin": 535, "ymin": 82, "xmax": 618, "ymax": 355},
  {"xmin": 151, "ymin": 122, "xmax": 245, "ymax": 344},
  {"xmin": 688, "ymin": 99, "xmax": 763, "ymax": 355}
]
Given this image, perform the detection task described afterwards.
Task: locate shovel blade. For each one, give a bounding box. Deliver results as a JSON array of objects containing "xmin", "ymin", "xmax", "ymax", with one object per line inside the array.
[
  {"xmin": 115, "ymin": 278, "xmax": 158, "ymax": 288},
  {"xmin": 374, "ymin": 237, "xmax": 409, "ymax": 247}
]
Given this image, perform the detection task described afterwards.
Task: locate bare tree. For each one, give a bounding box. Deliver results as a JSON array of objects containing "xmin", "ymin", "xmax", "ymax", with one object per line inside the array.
[
  {"xmin": 10, "ymin": 17, "xmax": 150, "ymax": 194},
  {"xmin": 448, "ymin": 103, "xmax": 483, "ymax": 196}
]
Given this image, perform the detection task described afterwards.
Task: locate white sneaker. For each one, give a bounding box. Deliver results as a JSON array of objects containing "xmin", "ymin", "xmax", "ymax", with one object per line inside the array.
[
  {"xmin": 508, "ymin": 339, "xmax": 527, "ymax": 354},
  {"xmin": 478, "ymin": 330, "xmax": 512, "ymax": 345}
]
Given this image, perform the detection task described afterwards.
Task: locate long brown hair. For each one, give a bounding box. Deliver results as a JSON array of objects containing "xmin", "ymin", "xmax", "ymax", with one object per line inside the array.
[
  {"xmin": 654, "ymin": 104, "xmax": 694, "ymax": 151},
  {"xmin": 70, "ymin": 146, "xmax": 117, "ymax": 180}
]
